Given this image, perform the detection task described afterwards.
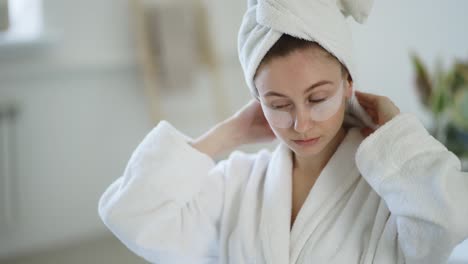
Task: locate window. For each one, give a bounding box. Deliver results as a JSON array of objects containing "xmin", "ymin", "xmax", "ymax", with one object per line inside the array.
[{"xmin": 0, "ymin": 0, "xmax": 43, "ymax": 44}]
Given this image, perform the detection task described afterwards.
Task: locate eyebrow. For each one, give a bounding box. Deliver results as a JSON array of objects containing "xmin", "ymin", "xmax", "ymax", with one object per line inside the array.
[{"xmin": 263, "ymin": 80, "xmax": 333, "ymax": 98}]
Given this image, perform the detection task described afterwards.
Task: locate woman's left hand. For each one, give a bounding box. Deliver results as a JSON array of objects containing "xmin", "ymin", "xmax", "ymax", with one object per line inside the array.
[{"xmin": 355, "ymin": 90, "xmax": 401, "ymax": 138}]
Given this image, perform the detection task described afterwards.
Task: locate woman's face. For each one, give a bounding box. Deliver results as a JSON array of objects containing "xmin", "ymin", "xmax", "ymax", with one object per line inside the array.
[{"xmin": 254, "ymin": 46, "xmax": 353, "ymax": 158}]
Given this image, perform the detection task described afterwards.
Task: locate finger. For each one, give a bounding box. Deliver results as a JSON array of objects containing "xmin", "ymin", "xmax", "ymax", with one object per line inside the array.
[
  {"xmin": 361, "ymin": 107, "xmax": 378, "ymax": 121},
  {"xmin": 360, "ymin": 127, "xmax": 375, "ymax": 138},
  {"xmin": 361, "ymin": 101, "xmax": 376, "ymax": 110},
  {"xmin": 358, "ymin": 100, "xmax": 375, "ymax": 110},
  {"xmin": 356, "ymin": 91, "xmax": 381, "ymax": 102},
  {"xmin": 355, "ymin": 92, "xmax": 376, "ymax": 106},
  {"xmin": 355, "ymin": 90, "xmax": 378, "ymax": 97},
  {"xmin": 363, "ymin": 109, "xmax": 378, "ymax": 118},
  {"xmin": 360, "ymin": 103, "xmax": 378, "ymax": 116},
  {"xmin": 355, "ymin": 91, "xmax": 374, "ymax": 100}
]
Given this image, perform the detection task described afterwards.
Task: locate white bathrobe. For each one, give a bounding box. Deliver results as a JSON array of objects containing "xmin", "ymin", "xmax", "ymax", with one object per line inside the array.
[{"xmin": 98, "ymin": 113, "xmax": 468, "ymax": 264}]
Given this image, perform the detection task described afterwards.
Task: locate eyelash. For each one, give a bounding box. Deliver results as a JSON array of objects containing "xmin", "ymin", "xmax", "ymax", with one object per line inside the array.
[
  {"xmin": 309, "ymin": 98, "xmax": 326, "ymax": 103},
  {"xmin": 271, "ymin": 98, "xmax": 326, "ymax": 109},
  {"xmin": 271, "ymin": 104, "xmax": 291, "ymax": 110}
]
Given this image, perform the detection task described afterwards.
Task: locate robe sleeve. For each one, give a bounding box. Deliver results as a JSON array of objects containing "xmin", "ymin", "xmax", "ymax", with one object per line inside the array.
[
  {"xmin": 98, "ymin": 121, "xmax": 225, "ymax": 264},
  {"xmin": 355, "ymin": 112, "xmax": 468, "ymax": 264}
]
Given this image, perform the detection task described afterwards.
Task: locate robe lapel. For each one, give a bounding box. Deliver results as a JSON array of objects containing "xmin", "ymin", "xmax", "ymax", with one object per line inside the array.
[
  {"xmin": 259, "ymin": 128, "xmax": 364, "ymax": 264},
  {"xmin": 260, "ymin": 143, "xmax": 293, "ymax": 264},
  {"xmin": 289, "ymin": 128, "xmax": 364, "ymax": 263}
]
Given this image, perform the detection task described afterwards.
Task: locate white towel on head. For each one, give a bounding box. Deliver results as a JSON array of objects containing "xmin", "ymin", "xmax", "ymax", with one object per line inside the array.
[{"xmin": 238, "ymin": 0, "xmax": 378, "ymax": 129}]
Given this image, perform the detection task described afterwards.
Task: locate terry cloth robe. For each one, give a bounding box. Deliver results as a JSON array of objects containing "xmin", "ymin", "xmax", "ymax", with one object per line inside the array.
[{"xmin": 98, "ymin": 112, "xmax": 468, "ymax": 264}]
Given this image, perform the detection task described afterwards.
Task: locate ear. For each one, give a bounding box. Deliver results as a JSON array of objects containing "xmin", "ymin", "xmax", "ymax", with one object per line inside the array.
[{"xmin": 344, "ymin": 74, "xmax": 353, "ymax": 99}]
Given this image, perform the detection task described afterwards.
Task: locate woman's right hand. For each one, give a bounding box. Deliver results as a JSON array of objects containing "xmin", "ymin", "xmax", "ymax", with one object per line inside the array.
[
  {"xmin": 191, "ymin": 100, "xmax": 276, "ymax": 159},
  {"xmin": 228, "ymin": 100, "xmax": 276, "ymax": 145}
]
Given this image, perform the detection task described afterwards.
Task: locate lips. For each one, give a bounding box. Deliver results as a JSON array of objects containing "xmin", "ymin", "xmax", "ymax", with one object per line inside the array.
[{"xmin": 293, "ymin": 137, "xmax": 320, "ymax": 145}]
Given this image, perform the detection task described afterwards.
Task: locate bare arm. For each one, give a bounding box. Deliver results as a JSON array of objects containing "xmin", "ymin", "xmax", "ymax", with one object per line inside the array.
[{"xmin": 191, "ymin": 100, "xmax": 275, "ymax": 159}]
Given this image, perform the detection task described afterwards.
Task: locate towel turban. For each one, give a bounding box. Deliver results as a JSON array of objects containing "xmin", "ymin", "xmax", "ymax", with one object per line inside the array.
[{"xmin": 237, "ymin": 0, "xmax": 378, "ymax": 129}]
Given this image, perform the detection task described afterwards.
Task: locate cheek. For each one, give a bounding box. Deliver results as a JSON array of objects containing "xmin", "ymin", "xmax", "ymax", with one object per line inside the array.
[
  {"xmin": 321, "ymin": 102, "xmax": 347, "ymax": 131},
  {"xmin": 267, "ymin": 125, "xmax": 295, "ymax": 145},
  {"xmin": 270, "ymin": 126, "xmax": 288, "ymax": 140}
]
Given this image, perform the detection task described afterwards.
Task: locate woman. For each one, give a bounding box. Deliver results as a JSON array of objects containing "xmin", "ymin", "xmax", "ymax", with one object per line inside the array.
[{"xmin": 98, "ymin": 0, "xmax": 468, "ymax": 263}]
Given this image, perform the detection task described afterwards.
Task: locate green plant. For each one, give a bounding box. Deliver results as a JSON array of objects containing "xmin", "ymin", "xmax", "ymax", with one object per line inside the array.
[{"xmin": 411, "ymin": 54, "xmax": 468, "ymax": 157}]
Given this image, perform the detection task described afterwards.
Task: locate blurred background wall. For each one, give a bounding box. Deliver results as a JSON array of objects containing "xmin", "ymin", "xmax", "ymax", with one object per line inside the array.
[{"xmin": 0, "ymin": 0, "xmax": 466, "ymax": 263}]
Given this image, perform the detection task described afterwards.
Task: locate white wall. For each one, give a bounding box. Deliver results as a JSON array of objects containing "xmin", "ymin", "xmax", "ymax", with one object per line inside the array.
[
  {"xmin": 0, "ymin": 0, "xmax": 153, "ymax": 260},
  {"xmin": 351, "ymin": 0, "xmax": 468, "ymax": 127}
]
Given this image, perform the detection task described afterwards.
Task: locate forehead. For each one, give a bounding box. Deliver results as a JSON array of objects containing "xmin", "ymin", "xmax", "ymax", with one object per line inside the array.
[{"xmin": 255, "ymin": 47, "xmax": 341, "ymax": 96}]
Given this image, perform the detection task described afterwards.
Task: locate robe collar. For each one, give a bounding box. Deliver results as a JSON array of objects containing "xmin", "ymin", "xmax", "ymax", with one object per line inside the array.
[{"xmin": 259, "ymin": 127, "xmax": 365, "ymax": 264}]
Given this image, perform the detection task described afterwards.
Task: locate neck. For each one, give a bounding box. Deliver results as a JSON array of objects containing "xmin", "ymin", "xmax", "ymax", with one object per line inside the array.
[{"xmin": 293, "ymin": 126, "xmax": 348, "ymax": 178}]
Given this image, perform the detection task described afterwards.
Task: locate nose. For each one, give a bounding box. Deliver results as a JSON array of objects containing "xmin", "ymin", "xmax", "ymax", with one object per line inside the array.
[{"xmin": 293, "ymin": 107, "xmax": 313, "ymax": 133}]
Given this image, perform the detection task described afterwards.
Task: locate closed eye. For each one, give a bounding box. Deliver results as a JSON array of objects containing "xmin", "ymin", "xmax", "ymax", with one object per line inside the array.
[
  {"xmin": 309, "ymin": 98, "xmax": 326, "ymax": 103},
  {"xmin": 271, "ymin": 104, "xmax": 291, "ymax": 109}
]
